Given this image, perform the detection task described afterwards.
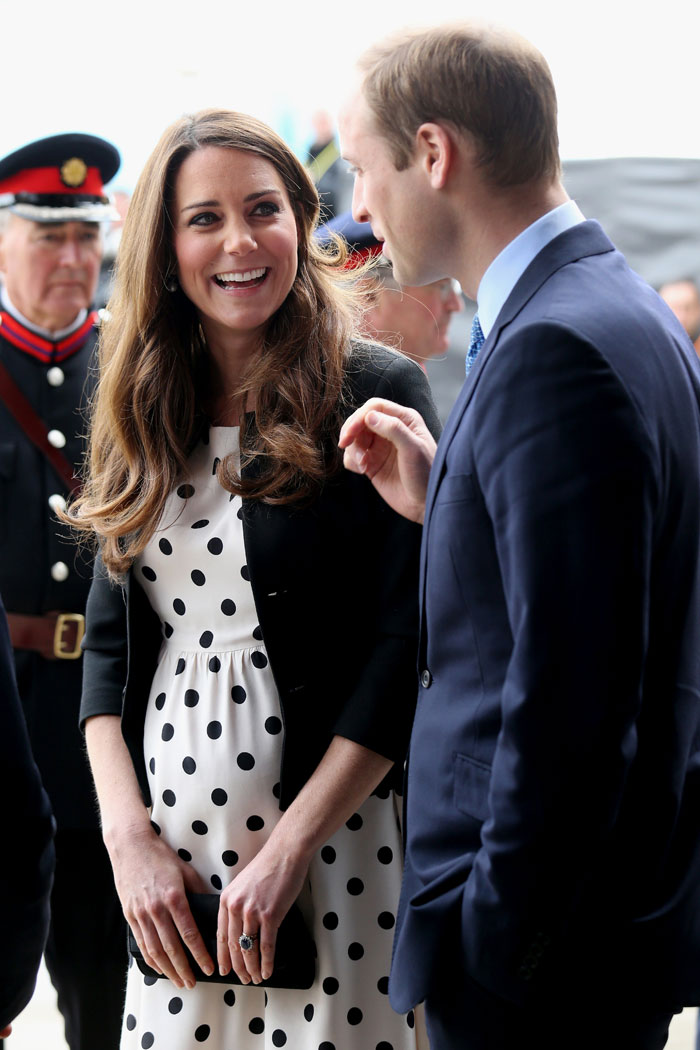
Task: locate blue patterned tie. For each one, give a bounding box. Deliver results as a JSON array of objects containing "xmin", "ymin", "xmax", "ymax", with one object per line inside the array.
[{"xmin": 466, "ymin": 314, "xmax": 485, "ymax": 374}]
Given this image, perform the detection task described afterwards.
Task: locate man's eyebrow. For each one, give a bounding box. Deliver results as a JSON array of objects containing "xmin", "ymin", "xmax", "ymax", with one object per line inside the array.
[{"xmin": 180, "ymin": 189, "xmax": 283, "ymax": 213}]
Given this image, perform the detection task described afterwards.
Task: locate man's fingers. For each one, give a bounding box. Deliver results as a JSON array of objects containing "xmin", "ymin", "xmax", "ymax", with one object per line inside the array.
[{"xmin": 339, "ymin": 397, "xmax": 421, "ymax": 447}]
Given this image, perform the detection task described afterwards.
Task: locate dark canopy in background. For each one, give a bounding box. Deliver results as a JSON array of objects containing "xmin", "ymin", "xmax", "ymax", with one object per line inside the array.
[{"xmin": 428, "ymin": 156, "xmax": 700, "ymax": 420}]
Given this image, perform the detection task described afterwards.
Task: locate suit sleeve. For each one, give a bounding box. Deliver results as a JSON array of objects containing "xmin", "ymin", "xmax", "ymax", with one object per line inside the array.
[
  {"xmin": 332, "ymin": 352, "xmax": 442, "ymax": 763},
  {"xmin": 0, "ymin": 594, "xmax": 55, "ymax": 1030},
  {"xmin": 463, "ymin": 322, "xmax": 657, "ymax": 1001}
]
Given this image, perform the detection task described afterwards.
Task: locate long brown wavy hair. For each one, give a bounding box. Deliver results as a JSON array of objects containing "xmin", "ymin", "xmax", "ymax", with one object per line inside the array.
[{"xmin": 66, "ymin": 109, "xmax": 358, "ymax": 577}]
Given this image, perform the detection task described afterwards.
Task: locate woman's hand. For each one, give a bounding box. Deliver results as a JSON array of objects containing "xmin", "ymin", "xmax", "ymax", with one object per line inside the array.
[
  {"xmin": 339, "ymin": 397, "xmax": 437, "ymax": 524},
  {"xmin": 108, "ymin": 821, "xmax": 213, "ymax": 989},
  {"xmin": 217, "ymin": 840, "xmax": 310, "ymax": 984}
]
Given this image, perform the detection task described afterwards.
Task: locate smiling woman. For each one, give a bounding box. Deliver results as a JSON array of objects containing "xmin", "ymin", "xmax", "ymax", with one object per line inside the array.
[{"xmin": 63, "ymin": 109, "xmax": 439, "ymax": 1050}]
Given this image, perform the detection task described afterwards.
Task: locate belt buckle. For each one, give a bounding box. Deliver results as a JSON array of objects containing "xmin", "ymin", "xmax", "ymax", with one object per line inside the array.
[{"xmin": 53, "ymin": 613, "xmax": 85, "ymax": 660}]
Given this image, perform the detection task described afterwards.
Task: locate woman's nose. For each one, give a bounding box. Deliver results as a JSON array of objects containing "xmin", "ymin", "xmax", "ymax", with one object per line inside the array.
[{"xmin": 223, "ymin": 221, "xmax": 257, "ymax": 255}]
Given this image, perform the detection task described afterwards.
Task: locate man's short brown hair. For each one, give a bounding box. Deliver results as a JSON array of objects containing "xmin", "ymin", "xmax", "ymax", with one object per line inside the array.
[{"xmin": 358, "ymin": 23, "xmax": 560, "ymax": 188}]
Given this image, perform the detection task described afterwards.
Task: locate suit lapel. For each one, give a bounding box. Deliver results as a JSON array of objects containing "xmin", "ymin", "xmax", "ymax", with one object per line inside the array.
[{"xmin": 419, "ymin": 221, "xmax": 615, "ymax": 594}]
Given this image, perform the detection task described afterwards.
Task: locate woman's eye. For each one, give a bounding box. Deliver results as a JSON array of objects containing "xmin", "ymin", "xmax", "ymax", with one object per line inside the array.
[
  {"xmin": 189, "ymin": 212, "xmax": 218, "ymax": 227},
  {"xmin": 252, "ymin": 201, "xmax": 280, "ymax": 217}
]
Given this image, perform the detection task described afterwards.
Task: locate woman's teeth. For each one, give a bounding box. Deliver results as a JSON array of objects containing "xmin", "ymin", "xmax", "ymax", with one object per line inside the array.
[{"xmin": 214, "ymin": 268, "xmax": 267, "ymax": 288}]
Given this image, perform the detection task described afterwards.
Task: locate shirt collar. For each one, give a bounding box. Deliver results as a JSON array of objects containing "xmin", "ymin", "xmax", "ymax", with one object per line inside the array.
[
  {"xmin": 0, "ymin": 285, "xmax": 88, "ymax": 341},
  {"xmin": 477, "ymin": 200, "xmax": 585, "ymax": 338}
]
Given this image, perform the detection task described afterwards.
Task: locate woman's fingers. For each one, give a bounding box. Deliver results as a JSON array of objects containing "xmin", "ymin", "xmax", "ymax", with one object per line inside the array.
[{"xmin": 128, "ymin": 889, "xmax": 214, "ymax": 988}]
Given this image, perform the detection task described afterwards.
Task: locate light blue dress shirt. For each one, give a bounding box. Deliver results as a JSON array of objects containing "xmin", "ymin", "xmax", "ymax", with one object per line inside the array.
[{"xmin": 477, "ymin": 200, "xmax": 585, "ymax": 339}]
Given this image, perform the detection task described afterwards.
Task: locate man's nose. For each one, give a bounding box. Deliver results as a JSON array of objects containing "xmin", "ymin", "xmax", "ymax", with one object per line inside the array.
[
  {"xmin": 58, "ymin": 238, "xmax": 83, "ymax": 266},
  {"xmin": 351, "ymin": 181, "xmax": 369, "ymax": 224}
]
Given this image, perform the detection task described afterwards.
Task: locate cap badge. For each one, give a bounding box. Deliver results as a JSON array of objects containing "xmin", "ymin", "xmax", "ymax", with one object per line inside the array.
[{"xmin": 60, "ymin": 157, "xmax": 88, "ymax": 188}]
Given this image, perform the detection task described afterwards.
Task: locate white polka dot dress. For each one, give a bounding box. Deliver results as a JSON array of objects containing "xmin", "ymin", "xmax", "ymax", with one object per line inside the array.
[{"xmin": 124, "ymin": 427, "xmax": 427, "ymax": 1050}]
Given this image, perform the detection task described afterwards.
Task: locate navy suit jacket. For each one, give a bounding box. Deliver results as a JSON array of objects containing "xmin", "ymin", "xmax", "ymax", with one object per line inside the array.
[
  {"xmin": 390, "ymin": 221, "xmax": 700, "ymax": 1013},
  {"xmin": 0, "ymin": 593, "xmax": 54, "ymax": 1029}
]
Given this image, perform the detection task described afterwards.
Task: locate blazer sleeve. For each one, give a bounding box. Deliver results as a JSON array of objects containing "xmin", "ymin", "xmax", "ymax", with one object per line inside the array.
[
  {"xmin": 79, "ymin": 552, "xmax": 129, "ymax": 726},
  {"xmin": 0, "ymin": 594, "xmax": 55, "ymax": 1030},
  {"xmin": 460, "ymin": 321, "xmax": 660, "ymax": 1002},
  {"xmin": 332, "ymin": 349, "xmax": 441, "ymax": 763}
]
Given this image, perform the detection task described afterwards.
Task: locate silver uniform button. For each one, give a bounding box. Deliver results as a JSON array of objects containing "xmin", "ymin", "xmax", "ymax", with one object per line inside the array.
[
  {"xmin": 47, "ymin": 367, "xmax": 65, "ymax": 387},
  {"xmin": 48, "ymin": 493, "xmax": 67, "ymax": 514},
  {"xmin": 47, "ymin": 429, "xmax": 66, "ymax": 449},
  {"xmin": 51, "ymin": 561, "xmax": 70, "ymax": 582}
]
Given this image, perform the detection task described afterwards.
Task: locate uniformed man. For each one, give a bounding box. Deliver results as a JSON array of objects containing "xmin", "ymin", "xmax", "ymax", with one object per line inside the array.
[
  {"xmin": 0, "ymin": 133, "xmax": 126, "ymax": 1050},
  {"xmin": 319, "ymin": 212, "xmax": 463, "ymax": 370}
]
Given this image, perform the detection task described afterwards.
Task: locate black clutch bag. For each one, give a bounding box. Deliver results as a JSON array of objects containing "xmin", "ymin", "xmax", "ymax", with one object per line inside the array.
[{"xmin": 128, "ymin": 892, "xmax": 316, "ymax": 988}]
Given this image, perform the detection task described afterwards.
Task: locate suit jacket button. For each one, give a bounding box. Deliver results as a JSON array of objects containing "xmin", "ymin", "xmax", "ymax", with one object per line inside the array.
[{"xmin": 420, "ymin": 669, "xmax": 432, "ymax": 688}]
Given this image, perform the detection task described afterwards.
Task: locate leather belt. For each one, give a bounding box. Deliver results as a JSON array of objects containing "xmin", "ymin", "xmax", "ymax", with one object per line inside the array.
[{"xmin": 7, "ymin": 611, "xmax": 85, "ymax": 660}]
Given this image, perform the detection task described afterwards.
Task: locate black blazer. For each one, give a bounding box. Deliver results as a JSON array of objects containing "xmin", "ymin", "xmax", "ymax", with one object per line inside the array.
[
  {"xmin": 0, "ymin": 593, "xmax": 55, "ymax": 1030},
  {"xmin": 80, "ymin": 344, "xmax": 441, "ymax": 810}
]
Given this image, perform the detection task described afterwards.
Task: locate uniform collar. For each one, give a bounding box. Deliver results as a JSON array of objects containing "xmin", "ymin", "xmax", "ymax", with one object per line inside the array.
[{"xmin": 0, "ymin": 287, "xmax": 97, "ymax": 364}]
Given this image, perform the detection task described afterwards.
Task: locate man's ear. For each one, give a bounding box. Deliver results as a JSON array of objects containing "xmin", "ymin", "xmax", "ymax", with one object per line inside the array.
[{"xmin": 414, "ymin": 123, "xmax": 454, "ymax": 189}]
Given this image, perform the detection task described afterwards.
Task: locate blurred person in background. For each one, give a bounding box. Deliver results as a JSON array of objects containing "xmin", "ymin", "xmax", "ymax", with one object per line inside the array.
[
  {"xmin": 320, "ymin": 213, "xmax": 463, "ymax": 370},
  {"xmin": 306, "ymin": 109, "xmax": 353, "ymax": 221},
  {"xmin": 659, "ymin": 277, "xmax": 700, "ymax": 355},
  {"xmin": 0, "ymin": 133, "xmax": 126, "ymax": 1050}
]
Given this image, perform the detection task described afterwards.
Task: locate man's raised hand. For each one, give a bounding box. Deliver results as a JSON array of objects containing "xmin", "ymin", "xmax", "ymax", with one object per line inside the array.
[{"xmin": 339, "ymin": 398, "xmax": 437, "ymax": 523}]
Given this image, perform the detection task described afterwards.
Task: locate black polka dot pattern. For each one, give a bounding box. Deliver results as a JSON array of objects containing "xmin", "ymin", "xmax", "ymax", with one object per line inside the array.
[{"xmin": 129, "ymin": 429, "xmax": 410, "ymax": 1048}]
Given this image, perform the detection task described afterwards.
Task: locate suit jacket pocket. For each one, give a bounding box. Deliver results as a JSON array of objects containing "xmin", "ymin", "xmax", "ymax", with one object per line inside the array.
[
  {"xmin": 435, "ymin": 472, "xmax": 475, "ymax": 505},
  {"xmin": 453, "ymin": 752, "xmax": 491, "ymax": 822}
]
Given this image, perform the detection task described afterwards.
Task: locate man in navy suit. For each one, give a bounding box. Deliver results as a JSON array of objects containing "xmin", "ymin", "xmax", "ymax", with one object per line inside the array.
[
  {"xmin": 0, "ymin": 592, "xmax": 54, "ymax": 1039},
  {"xmin": 340, "ymin": 22, "xmax": 700, "ymax": 1050}
]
